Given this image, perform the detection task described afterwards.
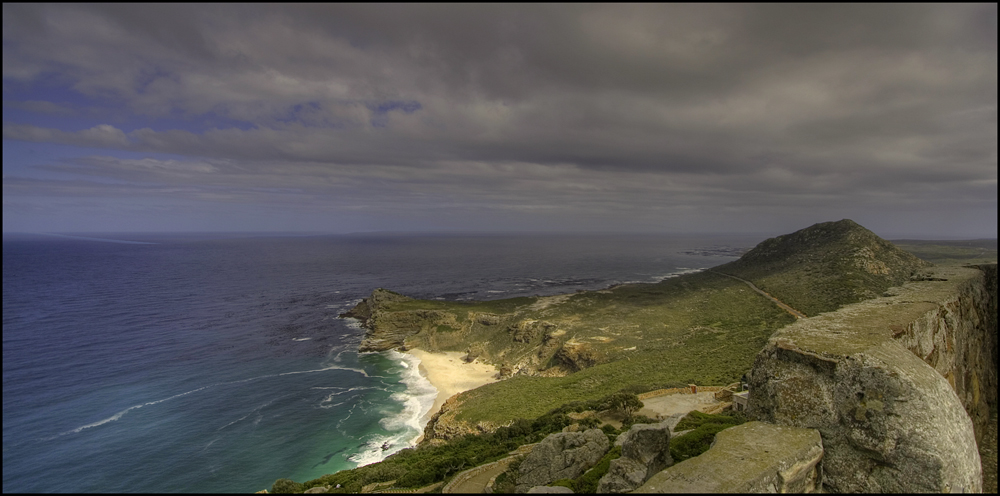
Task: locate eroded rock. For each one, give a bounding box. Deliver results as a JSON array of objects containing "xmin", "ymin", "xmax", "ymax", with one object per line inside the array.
[
  {"xmin": 637, "ymin": 422, "xmax": 823, "ymax": 493},
  {"xmin": 554, "ymin": 342, "xmax": 599, "ymax": 372},
  {"xmin": 515, "ymin": 429, "xmax": 609, "ymax": 493},
  {"xmin": 747, "ymin": 265, "xmax": 989, "ymax": 493},
  {"xmin": 597, "ymin": 421, "xmax": 672, "ymax": 493},
  {"xmin": 476, "ymin": 313, "xmax": 502, "ymax": 325}
]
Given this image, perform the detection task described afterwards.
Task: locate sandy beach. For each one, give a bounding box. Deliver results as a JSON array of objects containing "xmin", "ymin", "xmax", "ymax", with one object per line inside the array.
[{"xmin": 405, "ymin": 348, "xmax": 498, "ymax": 435}]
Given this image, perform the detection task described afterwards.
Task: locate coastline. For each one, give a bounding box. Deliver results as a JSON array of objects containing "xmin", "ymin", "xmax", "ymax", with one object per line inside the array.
[{"xmin": 404, "ymin": 348, "xmax": 499, "ymax": 442}]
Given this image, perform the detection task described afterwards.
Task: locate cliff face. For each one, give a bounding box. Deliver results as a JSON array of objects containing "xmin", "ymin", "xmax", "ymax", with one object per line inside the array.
[
  {"xmin": 747, "ymin": 264, "xmax": 996, "ymax": 493},
  {"xmin": 892, "ymin": 264, "xmax": 997, "ymax": 443},
  {"xmin": 340, "ymin": 289, "xmax": 460, "ymax": 353}
]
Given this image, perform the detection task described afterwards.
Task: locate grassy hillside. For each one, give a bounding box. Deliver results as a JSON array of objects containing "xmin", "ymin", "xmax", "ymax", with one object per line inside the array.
[
  {"xmin": 715, "ymin": 219, "xmax": 931, "ymax": 316},
  {"xmin": 273, "ymin": 219, "xmax": 964, "ymax": 492},
  {"xmin": 348, "ymin": 270, "xmax": 794, "ymax": 426},
  {"xmin": 892, "ymin": 238, "xmax": 998, "ymax": 265},
  {"xmin": 342, "ymin": 220, "xmax": 929, "ymax": 426},
  {"xmin": 450, "ymin": 271, "xmax": 794, "ymax": 424}
]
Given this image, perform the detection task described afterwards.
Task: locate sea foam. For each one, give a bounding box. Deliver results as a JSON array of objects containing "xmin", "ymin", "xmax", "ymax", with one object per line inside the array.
[{"xmin": 348, "ymin": 350, "xmax": 437, "ymax": 467}]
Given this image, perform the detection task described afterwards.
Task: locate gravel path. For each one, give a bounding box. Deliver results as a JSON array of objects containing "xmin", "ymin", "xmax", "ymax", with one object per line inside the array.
[
  {"xmin": 708, "ymin": 270, "xmax": 808, "ymax": 319},
  {"xmin": 638, "ymin": 392, "xmax": 723, "ymax": 419}
]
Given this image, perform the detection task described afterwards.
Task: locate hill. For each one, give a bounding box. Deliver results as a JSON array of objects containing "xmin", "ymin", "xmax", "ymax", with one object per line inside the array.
[
  {"xmin": 338, "ymin": 220, "xmax": 930, "ymax": 431},
  {"xmin": 714, "ymin": 219, "xmax": 931, "ymax": 316},
  {"xmin": 277, "ymin": 221, "xmax": 996, "ymax": 493}
]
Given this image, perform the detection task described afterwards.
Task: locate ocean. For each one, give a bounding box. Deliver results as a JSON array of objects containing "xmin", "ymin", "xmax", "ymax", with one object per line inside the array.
[{"xmin": 2, "ymin": 232, "xmax": 759, "ymax": 493}]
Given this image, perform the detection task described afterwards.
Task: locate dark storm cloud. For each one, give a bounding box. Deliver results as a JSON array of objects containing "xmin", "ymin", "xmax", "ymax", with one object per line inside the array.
[{"xmin": 2, "ymin": 4, "xmax": 996, "ymax": 235}]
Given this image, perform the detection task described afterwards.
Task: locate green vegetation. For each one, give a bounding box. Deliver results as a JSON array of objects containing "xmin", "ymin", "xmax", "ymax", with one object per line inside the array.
[
  {"xmin": 669, "ymin": 410, "xmax": 747, "ymax": 462},
  {"xmin": 550, "ymin": 445, "xmax": 623, "ymax": 493},
  {"xmin": 307, "ymin": 220, "xmax": 954, "ymax": 491},
  {"xmin": 892, "ymin": 238, "xmax": 998, "ymax": 265},
  {"xmin": 490, "ymin": 457, "xmax": 520, "ymax": 494},
  {"xmin": 717, "ymin": 220, "xmax": 931, "ymax": 316},
  {"xmin": 275, "ymin": 404, "xmax": 748, "ymax": 493},
  {"xmin": 606, "ymin": 392, "xmax": 643, "ymax": 418},
  {"xmin": 621, "ymin": 414, "xmax": 659, "ymax": 430},
  {"xmin": 374, "ymin": 270, "xmax": 794, "ymax": 425},
  {"xmin": 283, "ymin": 392, "xmax": 636, "ymax": 494},
  {"xmin": 270, "ymin": 479, "xmax": 304, "ymax": 494}
]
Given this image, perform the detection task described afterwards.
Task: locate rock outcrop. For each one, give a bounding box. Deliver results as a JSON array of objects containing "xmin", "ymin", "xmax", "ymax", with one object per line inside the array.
[
  {"xmin": 508, "ymin": 320, "xmax": 556, "ymax": 343},
  {"xmin": 747, "ymin": 265, "xmax": 993, "ymax": 493},
  {"xmin": 638, "ymin": 422, "xmax": 823, "ymax": 493},
  {"xmin": 597, "ymin": 422, "xmax": 673, "ymax": 493},
  {"xmin": 515, "ymin": 429, "xmax": 610, "ymax": 493},
  {"xmin": 340, "ymin": 289, "xmax": 462, "ymax": 352},
  {"xmin": 553, "ymin": 341, "xmax": 599, "ymax": 372},
  {"xmin": 339, "ymin": 288, "xmax": 411, "ymax": 323}
]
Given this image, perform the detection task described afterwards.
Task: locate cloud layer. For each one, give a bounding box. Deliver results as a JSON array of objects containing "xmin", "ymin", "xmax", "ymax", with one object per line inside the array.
[{"xmin": 3, "ymin": 4, "xmax": 996, "ymax": 236}]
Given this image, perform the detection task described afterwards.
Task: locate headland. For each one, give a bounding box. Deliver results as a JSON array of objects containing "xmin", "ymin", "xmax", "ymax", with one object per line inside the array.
[{"xmin": 273, "ymin": 220, "xmax": 996, "ymax": 494}]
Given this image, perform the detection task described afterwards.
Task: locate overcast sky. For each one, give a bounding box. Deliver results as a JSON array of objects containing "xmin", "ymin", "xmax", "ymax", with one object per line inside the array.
[{"xmin": 3, "ymin": 4, "xmax": 996, "ymax": 237}]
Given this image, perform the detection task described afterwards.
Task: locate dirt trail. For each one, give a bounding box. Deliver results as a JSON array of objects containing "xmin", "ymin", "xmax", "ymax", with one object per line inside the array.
[
  {"xmin": 449, "ymin": 464, "xmax": 508, "ymax": 494},
  {"xmin": 708, "ymin": 270, "xmax": 808, "ymax": 319},
  {"xmin": 638, "ymin": 392, "xmax": 723, "ymax": 419}
]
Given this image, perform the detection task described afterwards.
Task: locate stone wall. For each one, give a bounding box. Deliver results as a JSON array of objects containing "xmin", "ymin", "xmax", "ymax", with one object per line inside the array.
[
  {"xmin": 747, "ymin": 264, "xmax": 996, "ymax": 493},
  {"xmin": 638, "ymin": 384, "xmax": 731, "ymax": 401}
]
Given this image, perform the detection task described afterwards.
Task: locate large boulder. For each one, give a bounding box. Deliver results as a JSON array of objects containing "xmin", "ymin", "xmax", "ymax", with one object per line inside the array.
[
  {"xmin": 748, "ymin": 266, "xmax": 987, "ymax": 493},
  {"xmin": 637, "ymin": 422, "xmax": 823, "ymax": 493},
  {"xmin": 515, "ymin": 429, "xmax": 610, "ymax": 493},
  {"xmin": 597, "ymin": 422, "xmax": 673, "ymax": 493}
]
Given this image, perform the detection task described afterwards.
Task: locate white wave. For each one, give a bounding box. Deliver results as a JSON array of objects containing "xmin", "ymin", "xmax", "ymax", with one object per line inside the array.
[
  {"xmin": 292, "ymin": 337, "xmax": 312, "ymax": 341},
  {"xmin": 35, "ymin": 232, "xmax": 157, "ymax": 245},
  {"xmin": 202, "ymin": 437, "xmax": 221, "ymax": 451},
  {"xmin": 217, "ymin": 398, "xmax": 276, "ymax": 431},
  {"xmin": 342, "ymin": 318, "xmax": 364, "ymax": 331},
  {"xmin": 386, "ymin": 353, "xmax": 437, "ymax": 436},
  {"xmin": 652, "ymin": 267, "xmax": 705, "ymax": 282},
  {"xmin": 349, "ymin": 351, "xmax": 437, "ymax": 467},
  {"xmin": 349, "ymin": 434, "xmax": 400, "ymax": 466},
  {"xmin": 60, "ymin": 383, "xmax": 216, "ymax": 436},
  {"xmin": 59, "ymin": 364, "xmax": 366, "ymax": 437},
  {"xmin": 275, "ymin": 364, "xmax": 369, "ymax": 378},
  {"xmin": 487, "ymin": 290, "xmax": 505, "ymax": 293},
  {"xmin": 319, "ymin": 386, "xmax": 378, "ymax": 409}
]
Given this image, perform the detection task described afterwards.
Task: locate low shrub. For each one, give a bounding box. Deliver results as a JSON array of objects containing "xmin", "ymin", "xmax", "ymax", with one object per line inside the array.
[
  {"xmin": 571, "ymin": 445, "xmax": 622, "ymax": 493},
  {"xmin": 270, "ymin": 479, "xmax": 303, "ymax": 494},
  {"xmin": 621, "ymin": 414, "xmax": 658, "ymax": 430},
  {"xmin": 669, "ymin": 410, "xmax": 747, "ymax": 462},
  {"xmin": 551, "ymin": 478, "xmax": 575, "ymax": 489},
  {"xmin": 673, "ymin": 410, "xmax": 743, "ymax": 431}
]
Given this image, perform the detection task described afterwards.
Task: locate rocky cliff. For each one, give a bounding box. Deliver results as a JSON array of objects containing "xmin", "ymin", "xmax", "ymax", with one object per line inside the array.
[
  {"xmin": 747, "ymin": 263, "xmax": 996, "ymax": 493},
  {"xmin": 340, "ymin": 289, "xmax": 462, "ymax": 353}
]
